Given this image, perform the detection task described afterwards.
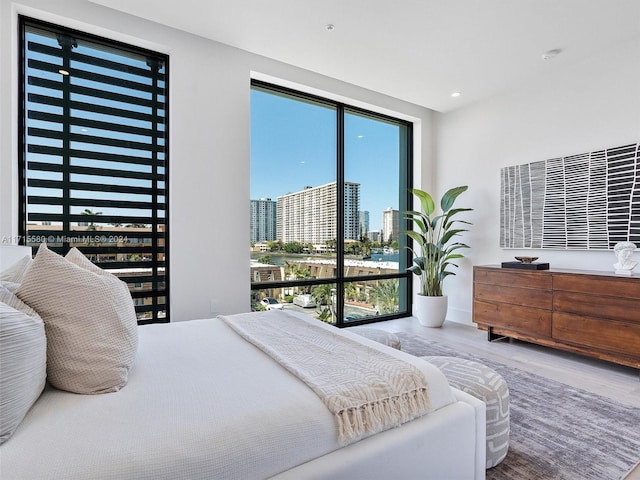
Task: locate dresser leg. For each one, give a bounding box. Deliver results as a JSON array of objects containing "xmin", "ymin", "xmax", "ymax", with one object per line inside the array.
[{"xmin": 488, "ymin": 327, "xmax": 507, "ymax": 342}]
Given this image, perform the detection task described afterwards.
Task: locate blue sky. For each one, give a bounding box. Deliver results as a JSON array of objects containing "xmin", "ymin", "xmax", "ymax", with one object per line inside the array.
[{"xmin": 250, "ymin": 88, "xmax": 402, "ymax": 232}]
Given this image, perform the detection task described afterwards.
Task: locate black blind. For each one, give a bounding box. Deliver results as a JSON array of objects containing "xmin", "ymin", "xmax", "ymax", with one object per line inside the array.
[{"xmin": 19, "ymin": 17, "xmax": 169, "ymax": 324}]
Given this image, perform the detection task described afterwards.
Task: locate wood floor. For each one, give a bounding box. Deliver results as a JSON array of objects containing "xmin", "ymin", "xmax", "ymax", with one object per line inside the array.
[{"xmin": 374, "ymin": 317, "xmax": 640, "ymax": 479}]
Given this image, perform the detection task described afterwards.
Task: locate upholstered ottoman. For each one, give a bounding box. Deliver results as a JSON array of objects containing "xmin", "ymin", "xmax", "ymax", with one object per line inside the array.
[
  {"xmin": 421, "ymin": 356, "xmax": 510, "ymax": 468},
  {"xmin": 348, "ymin": 327, "xmax": 401, "ymax": 350}
]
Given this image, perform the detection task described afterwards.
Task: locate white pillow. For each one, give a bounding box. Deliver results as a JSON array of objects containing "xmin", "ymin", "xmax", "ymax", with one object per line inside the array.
[
  {"xmin": 0, "ymin": 290, "xmax": 46, "ymax": 445},
  {"xmin": 66, "ymin": 247, "xmax": 114, "ymax": 276},
  {"xmin": 0, "ymin": 255, "xmax": 32, "ymax": 284},
  {"xmin": 16, "ymin": 244, "xmax": 138, "ymax": 394}
]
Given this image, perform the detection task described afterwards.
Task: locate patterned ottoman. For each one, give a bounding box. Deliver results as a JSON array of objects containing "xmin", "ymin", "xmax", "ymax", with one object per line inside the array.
[
  {"xmin": 348, "ymin": 327, "xmax": 401, "ymax": 350},
  {"xmin": 421, "ymin": 356, "xmax": 510, "ymax": 469}
]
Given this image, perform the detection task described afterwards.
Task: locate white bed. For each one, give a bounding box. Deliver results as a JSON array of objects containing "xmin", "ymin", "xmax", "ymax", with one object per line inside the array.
[{"xmin": 0, "ymin": 309, "xmax": 485, "ymax": 479}]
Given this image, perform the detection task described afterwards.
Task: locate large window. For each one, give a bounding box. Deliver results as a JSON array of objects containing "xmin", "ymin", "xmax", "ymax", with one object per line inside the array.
[
  {"xmin": 19, "ymin": 17, "xmax": 169, "ymax": 324},
  {"xmin": 250, "ymin": 81, "xmax": 412, "ymax": 326}
]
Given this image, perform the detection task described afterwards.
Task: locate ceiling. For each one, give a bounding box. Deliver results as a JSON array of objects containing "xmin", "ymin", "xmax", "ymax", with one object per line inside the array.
[{"xmin": 88, "ymin": 0, "xmax": 640, "ymax": 112}]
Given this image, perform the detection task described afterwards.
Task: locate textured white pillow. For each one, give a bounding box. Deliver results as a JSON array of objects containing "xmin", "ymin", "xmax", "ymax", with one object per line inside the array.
[
  {"xmin": 66, "ymin": 247, "xmax": 113, "ymax": 276},
  {"xmin": 0, "ymin": 290, "xmax": 47, "ymax": 445},
  {"xmin": 16, "ymin": 244, "xmax": 138, "ymax": 394},
  {"xmin": 0, "ymin": 255, "xmax": 32, "ymax": 283}
]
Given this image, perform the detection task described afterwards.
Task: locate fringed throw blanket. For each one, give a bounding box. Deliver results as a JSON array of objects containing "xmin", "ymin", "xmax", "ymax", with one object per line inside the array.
[{"xmin": 220, "ymin": 310, "xmax": 431, "ymax": 445}]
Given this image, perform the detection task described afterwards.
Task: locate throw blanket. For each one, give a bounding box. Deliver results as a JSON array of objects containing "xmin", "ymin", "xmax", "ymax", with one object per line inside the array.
[{"xmin": 221, "ymin": 310, "xmax": 431, "ymax": 445}]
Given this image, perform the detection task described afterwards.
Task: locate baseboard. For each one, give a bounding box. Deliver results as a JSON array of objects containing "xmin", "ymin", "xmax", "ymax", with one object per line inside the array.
[{"xmin": 445, "ymin": 307, "xmax": 473, "ymax": 326}]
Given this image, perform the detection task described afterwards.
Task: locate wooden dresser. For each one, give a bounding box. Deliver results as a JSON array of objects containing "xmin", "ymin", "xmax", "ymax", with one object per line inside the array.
[{"xmin": 473, "ymin": 265, "xmax": 640, "ymax": 369}]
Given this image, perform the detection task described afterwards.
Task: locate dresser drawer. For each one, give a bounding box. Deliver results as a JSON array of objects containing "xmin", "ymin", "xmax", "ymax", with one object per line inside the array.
[
  {"xmin": 475, "ymin": 268, "xmax": 552, "ymax": 290},
  {"xmin": 553, "ymin": 273, "xmax": 640, "ymax": 299},
  {"xmin": 474, "ymin": 300, "xmax": 552, "ymax": 337},
  {"xmin": 553, "ymin": 312, "xmax": 640, "ymax": 358},
  {"xmin": 474, "ymin": 282, "xmax": 552, "ymax": 310},
  {"xmin": 553, "ymin": 291, "xmax": 640, "ymax": 324}
]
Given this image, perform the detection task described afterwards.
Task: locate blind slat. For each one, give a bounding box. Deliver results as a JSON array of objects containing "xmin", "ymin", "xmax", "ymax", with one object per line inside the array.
[
  {"xmin": 28, "ymin": 93, "xmax": 162, "ymax": 124},
  {"xmin": 27, "ymin": 195, "xmax": 162, "ymax": 211},
  {"xmin": 28, "ymin": 127, "xmax": 164, "ymax": 153},
  {"xmin": 26, "ymin": 228, "xmax": 165, "ymax": 238},
  {"xmin": 28, "ymin": 160, "xmax": 163, "ymax": 181},
  {"xmin": 27, "ymin": 178, "xmax": 165, "ymax": 196},
  {"xmin": 28, "ymin": 75, "xmax": 164, "ymax": 110},
  {"xmin": 28, "ymin": 110, "xmax": 165, "ymax": 139},
  {"xmin": 29, "ymin": 213, "xmax": 161, "ymax": 225},
  {"xmin": 28, "ymin": 144, "xmax": 165, "ymax": 167},
  {"xmin": 27, "ymin": 58, "xmax": 162, "ymax": 95}
]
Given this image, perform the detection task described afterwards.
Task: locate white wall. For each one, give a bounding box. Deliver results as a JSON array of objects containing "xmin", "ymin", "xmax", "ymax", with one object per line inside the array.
[
  {"xmin": 0, "ymin": 0, "xmax": 435, "ymax": 321},
  {"xmin": 436, "ymin": 37, "xmax": 640, "ymax": 325}
]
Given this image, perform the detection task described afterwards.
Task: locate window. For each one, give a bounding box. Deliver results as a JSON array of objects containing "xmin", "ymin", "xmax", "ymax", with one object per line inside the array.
[
  {"xmin": 19, "ymin": 17, "xmax": 169, "ymax": 324},
  {"xmin": 250, "ymin": 81, "xmax": 412, "ymax": 326}
]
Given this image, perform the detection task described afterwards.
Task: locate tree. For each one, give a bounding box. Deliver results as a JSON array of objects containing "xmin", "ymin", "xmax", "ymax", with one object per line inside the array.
[
  {"xmin": 267, "ymin": 240, "xmax": 282, "ymax": 251},
  {"xmin": 369, "ymin": 279, "xmax": 399, "ymax": 314},
  {"xmin": 283, "ymin": 241, "xmax": 304, "ymax": 254},
  {"xmin": 81, "ymin": 208, "xmax": 102, "ymax": 231},
  {"xmin": 311, "ymin": 284, "xmax": 333, "ymax": 306},
  {"xmin": 344, "ymin": 282, "xmax": 357, "ymax": 302},
  {"xmin": 325, "ymin": 238, "xmax": 336, "ymax": 252},
  {"xmin": 311, "ymin": 284, "xmax": 336, "ymax": 324},
  {"xmin": 257, "ymin": 255, "xmax": 273, "ymax": 264},
  {"xmin": 284, "ymin": 261, "xmax": 310, "ymax": 280}
]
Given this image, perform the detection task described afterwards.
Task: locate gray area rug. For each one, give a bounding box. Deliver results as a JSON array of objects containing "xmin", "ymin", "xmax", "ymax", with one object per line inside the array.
[{"xmin": 395, "ymin": 332, "xmax": 640, "ymax": 480}]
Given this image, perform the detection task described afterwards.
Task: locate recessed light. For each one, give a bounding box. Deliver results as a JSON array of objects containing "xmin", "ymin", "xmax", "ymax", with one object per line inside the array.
[
  {"xmin": 541, "ymin": 49, "xmax": 562, "ymax": 61},
  {"xmin": 451, "ymin": 92, "xmax": 461, "ymax": 98}
]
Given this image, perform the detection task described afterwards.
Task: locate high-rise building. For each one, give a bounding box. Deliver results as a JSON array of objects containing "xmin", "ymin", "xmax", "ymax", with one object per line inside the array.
[
  {"xmin": 359, "ymin": 210, "xmax": 370, "ymax": 239},
  {"xmin": 277, "ymin": 182, "xmax": 360, "ymax": 244},
  {"xmin": 367, "ymin": 231, "xmax": 381, "ymax": 242},
  {"xmin": 250, "ymin": 198, "xmax": 277, "ymax": 243},
  {"xmin": 382, "ymin": 207, "xmax": 399, "ymax": 243}
]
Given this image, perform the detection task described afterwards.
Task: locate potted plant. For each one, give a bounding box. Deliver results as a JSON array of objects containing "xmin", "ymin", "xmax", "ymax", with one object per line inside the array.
[{"xmin": 404, "ymin": 186, "xmax": 472, "ymax": 327}]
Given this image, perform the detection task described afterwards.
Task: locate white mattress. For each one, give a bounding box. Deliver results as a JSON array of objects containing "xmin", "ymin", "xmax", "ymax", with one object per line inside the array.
[{"xmin": 0, "ymin": 313, "xmax": 482, "ymax": 479}]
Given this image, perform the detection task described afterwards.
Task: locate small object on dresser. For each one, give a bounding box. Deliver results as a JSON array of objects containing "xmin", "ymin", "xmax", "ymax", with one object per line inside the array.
[
  {"xmin": 514, "ymin": 256, "xmax": 538, "ymax": 263},
  {"xmin": 501, "ymin": 261, "xmax": 550, "ymax": 270}
]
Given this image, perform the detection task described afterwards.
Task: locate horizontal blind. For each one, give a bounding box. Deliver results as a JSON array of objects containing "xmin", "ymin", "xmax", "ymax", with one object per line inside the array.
[{"xmin": 20, "ymin": 17, "xmax": 169, "ymax": 324}]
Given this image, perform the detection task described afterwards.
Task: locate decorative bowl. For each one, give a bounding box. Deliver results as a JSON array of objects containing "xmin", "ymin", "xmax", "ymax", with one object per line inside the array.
[{"xmin": 515, "ymin": 256, "xmax": 539, "ymax": 264}]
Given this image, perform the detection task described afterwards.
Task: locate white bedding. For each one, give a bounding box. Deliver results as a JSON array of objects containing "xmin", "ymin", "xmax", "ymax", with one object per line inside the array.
[{"xmin": 0, "ymin": 312, "xmax": 484, "ymax": 479}]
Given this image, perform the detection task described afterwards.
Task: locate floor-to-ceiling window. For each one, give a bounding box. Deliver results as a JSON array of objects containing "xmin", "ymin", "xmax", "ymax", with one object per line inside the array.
[
  {"xmin": 19, "ymin": 17, "xmax": 169, "ymax": 324},
  {"xmin": 250, "ymin": 81, "xmax": 412, "ymax": 326}
]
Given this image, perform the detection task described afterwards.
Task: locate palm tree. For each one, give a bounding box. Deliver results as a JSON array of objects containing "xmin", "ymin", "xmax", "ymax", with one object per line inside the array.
[
  {"xmin": 311, "ymin": 284, "xmax": 333, "ymax": 306},
  {"xmin": 81, "ymin": 208, "xmax": 102, "ymax": 231},
  {"xmin": 344, "ymin": 282, "xmax": 357, "ymax": 302},
  {"xmin": 284, "ymin": 261, "xmax": 310, "ymax": 280},
  {"xmin": 369, "ymin": 279, "xmax": 399, "ymax": 314},
  {"xmin": 311, "ymin": 284, "xmax": 336, "ymax": 323}
]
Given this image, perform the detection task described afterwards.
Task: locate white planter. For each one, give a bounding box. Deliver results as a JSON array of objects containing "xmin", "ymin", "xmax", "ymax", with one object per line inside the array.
[{"xmin": 414, "ymin": 294, "xmax": 448, "ymax": 328}]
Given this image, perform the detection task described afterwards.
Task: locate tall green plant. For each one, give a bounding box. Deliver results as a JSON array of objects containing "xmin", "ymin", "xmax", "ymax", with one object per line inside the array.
[{"xmin": 404, "ymin": 186, "xmax": 472, "ymax": 296}]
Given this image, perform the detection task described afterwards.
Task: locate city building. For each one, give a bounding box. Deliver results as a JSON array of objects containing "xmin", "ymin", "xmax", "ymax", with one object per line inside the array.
[
  {"xmin": 367, "ymin": 231, "xmax": 381, "ymax": 243},
  {"xmin": 250, "ymin": 198, "xmax": 277, "ymax": 242},
  {"xmin": 382, "ymin": 207, "xmax": 399, "ymax": 243},
  {"xmin": 277, "ymin": 182, "xmax": 360, "ymax": 244},
  {"xmin": 358, "ymin": 210, "xmax": 369, "ymax": 239}
]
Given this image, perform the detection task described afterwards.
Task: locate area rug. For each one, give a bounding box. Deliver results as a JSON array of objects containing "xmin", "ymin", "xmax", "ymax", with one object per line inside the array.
[{"xmin": 395, "ymin": 332, "xmax": 640, "ymax": 480}]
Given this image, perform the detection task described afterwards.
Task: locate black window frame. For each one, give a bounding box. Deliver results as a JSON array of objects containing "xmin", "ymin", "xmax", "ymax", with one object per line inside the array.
[
  {"xmin": 250, "ymin": 80, "xmax": 413, "ymax": 327},
  {"xmin": 18, "ymin": 16, "xmax": 170, "ymax": 324}
]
